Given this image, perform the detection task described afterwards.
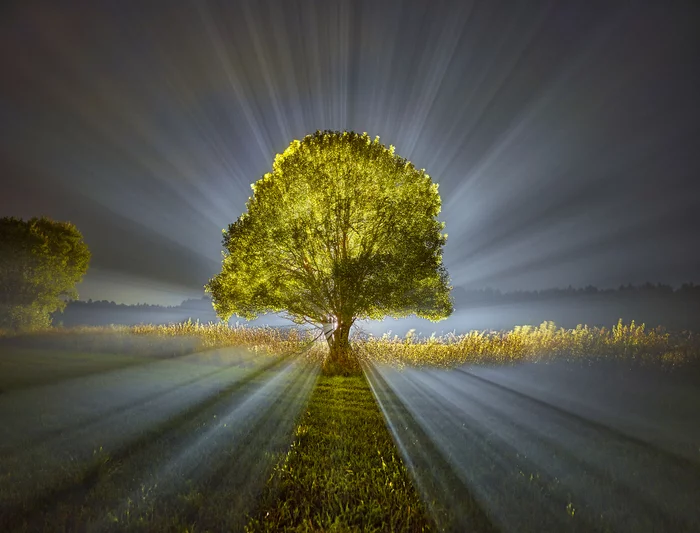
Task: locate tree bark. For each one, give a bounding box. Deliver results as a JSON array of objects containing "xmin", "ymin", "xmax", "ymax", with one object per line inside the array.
[{"xmin": 324, "ymin": 318, "xmax": 360, "ymax": 375}]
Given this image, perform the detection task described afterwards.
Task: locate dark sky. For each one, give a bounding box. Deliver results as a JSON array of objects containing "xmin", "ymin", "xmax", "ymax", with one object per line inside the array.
[{"xmin": 1, "ymin": 1, "xmax": 699, "ymax": 305}]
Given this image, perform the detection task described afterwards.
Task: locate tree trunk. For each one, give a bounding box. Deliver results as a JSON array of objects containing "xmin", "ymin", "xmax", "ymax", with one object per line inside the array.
[{"xmin": 324, "ymin": 318, "xmax": 360, "ymax": 375}]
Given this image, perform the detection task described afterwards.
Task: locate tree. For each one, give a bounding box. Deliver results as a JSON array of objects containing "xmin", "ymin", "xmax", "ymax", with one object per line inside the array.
[
  {"xmin": 0, "ymin": 217, "xmax": 91, "ymax": 331},
  {"xmin": 206, "ymin": 131, "xmax": 453, "ymax": 371}
]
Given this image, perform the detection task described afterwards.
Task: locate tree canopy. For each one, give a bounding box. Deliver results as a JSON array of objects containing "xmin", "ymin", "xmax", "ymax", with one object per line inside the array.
[
  {"xmin": 207, "ymin": 131, "xmax": 452, "ymax": 366},
  {"xmin": 0, "ymin": 217, "xmax": 91, "ymax": 330}
]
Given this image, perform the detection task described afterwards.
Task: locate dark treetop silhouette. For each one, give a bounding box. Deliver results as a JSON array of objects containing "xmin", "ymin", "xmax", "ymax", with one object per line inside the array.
[
  {"xmin": 0, "ymin": 216, "xmax": 90, "ymax": 331},
  {"xmin": 206, "ymin": 131, "xmax": 452, "ymax": 370}
]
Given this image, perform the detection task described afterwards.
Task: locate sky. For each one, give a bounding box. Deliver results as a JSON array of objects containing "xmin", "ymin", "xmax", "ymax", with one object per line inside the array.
[{"xmin": 1, "ymin": 1, "xmax": 699, "ymax": 305}]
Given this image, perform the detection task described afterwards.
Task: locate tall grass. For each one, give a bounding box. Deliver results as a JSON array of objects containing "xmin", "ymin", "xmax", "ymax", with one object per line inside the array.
[
  {"xmin": 3, "ymin": 319, "xmax": 698, "ymax": 368},
  {"xmin": 0, "ymin": 320, "xmax": 326, "ymax": 360},
  {"xmin": 353, "ymin": 320, "xmax": 699, "ymax": 368},
  {"xmin": 131, "ymin": 320, "xmax": 313, "ymax": 353}
]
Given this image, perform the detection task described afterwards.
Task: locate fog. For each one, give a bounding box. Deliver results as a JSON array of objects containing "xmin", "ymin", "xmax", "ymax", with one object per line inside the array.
[
  {"xmin": 0, "ymin": 344, "xmax": 318, "ymax": 530},
  {"xmin": 365, "ymin": 360, "xmax": 700, "ymax": 532}
]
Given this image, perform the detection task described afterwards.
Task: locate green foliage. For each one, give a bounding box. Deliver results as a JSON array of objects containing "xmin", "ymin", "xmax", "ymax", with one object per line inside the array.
[
  {"xmin": 0, "ymin": 217, "xmax": 90, "ymax": 331},
  {"xmin": 206, "ymin": 131, "xmax": 453, "ymax": 358}
]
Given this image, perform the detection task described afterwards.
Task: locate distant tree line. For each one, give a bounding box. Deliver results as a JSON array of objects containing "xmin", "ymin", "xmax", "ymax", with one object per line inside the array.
[
  {"xmin": 446, "ymin": 283, "xmax": 700, "ymax": 332},
  {"xmin": 54, "ymin": 297, "xmax": 218, "ymax": 327},
  {"xmin": 54, "ymin": 283, "xmax": 700, "ymax": 331},
  {"xmin": 70, "ymin": 299, "xmax": 209, "ymax": 311},
  {"xmin": 452, "ymin": 283, "xmax": 700, "ymax": 308}
]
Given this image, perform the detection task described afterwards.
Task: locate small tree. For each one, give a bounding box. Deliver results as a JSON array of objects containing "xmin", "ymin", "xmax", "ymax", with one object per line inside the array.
[
  {"xmin": 0, "ymin": 217, "xmax": 91, "ymax": 331},
  {"xmin": 207, "ymin": 131, "xmax": 452, "ymax": 371}
]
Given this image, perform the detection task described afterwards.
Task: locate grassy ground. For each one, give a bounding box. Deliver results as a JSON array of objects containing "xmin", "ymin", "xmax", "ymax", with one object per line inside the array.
[
  {"xmin": 247, "ymin": 374, "xmax": 433, "ymax": 532},
  {"xmin": 365, "ymin": 364, "xmax": 497, "ymax": 533},
  {"xmin": 0, "ymin": 341, "xmax": 431, "ymax": 532},
  {"xmin": 366, "ymin": 362, "xmax": 700, "ymax": 533},
  {"xmin": 2, "ymin": 325, "xmax": 699, "ymax": 532},
  {"xmin": 0, "ymin": 340, "xmax": 315, "ymax": 532},
  {"xmin": 0, "ymin": 348, "xmax": 146, "ymax": 391}
]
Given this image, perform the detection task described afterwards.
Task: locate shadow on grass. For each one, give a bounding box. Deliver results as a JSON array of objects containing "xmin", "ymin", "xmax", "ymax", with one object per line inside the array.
[
  {"xmin": 368, "ymin": 362, "xmax": 700, "ymax": 533},
  {"xmin": 0, "ymin": 349, "xmax": 259, "ymax": 456},
  {"xmin": 1, "ymin": 353, "xmax": 297, "ymax": 531},
  {"xmin": 365, "ymin": 364, "xmax": 498, "ymax": 533}
]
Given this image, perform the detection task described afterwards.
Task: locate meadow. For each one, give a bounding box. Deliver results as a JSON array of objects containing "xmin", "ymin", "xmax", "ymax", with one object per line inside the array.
[{"xmin": 1, "ymin": 321, "xmax": 699, "ymax": 531}]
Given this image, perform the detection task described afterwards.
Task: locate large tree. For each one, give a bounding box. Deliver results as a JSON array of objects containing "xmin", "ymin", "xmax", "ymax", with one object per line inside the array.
[
  {"xmin": 207, "ymin": 131, "xmax": 452, "ymax": 370},
  {"xmin": 0, "ymin": 217, "xmax": 91, "ymax": 331}
]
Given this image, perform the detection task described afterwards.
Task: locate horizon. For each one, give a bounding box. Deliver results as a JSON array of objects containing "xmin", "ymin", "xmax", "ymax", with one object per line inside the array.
[{"xmin": 70, "ymin": 280, "xmax": 700, "ymax": 308}]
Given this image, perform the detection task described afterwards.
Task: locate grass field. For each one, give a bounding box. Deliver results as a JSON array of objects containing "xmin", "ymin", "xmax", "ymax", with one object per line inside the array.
[
  {"xmin": 0, "ymin": 348, "xmax": 146, "ymax": 391},
  {"xmin": 366, "ymin": 361, "xmax": 700, "ymax": 532},
  {"xmin": 1, "ymin": 323, "xmax": 699, "ymax": 532},
  {"xmin": 3, "ymin": 319, "xmax": 698, "ymax": 368},
  {"xmin": 356, "ymin": 320, "xmax": 700, "ymax": 368},
  {"xmin": 0, "ymin": 340, "xmax": 317, "ymax": 531}
]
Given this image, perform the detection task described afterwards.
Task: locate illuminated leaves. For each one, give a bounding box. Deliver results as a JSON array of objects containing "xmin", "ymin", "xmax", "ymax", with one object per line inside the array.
[{"xmin": 207, "ymin": 130, "xmax": 453, "ymax": 326}]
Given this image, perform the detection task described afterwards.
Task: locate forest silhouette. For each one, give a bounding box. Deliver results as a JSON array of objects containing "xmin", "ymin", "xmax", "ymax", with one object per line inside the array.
[{"xmin": 57, "ymin": 283, "xmax": 700, "ymax": 331}]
